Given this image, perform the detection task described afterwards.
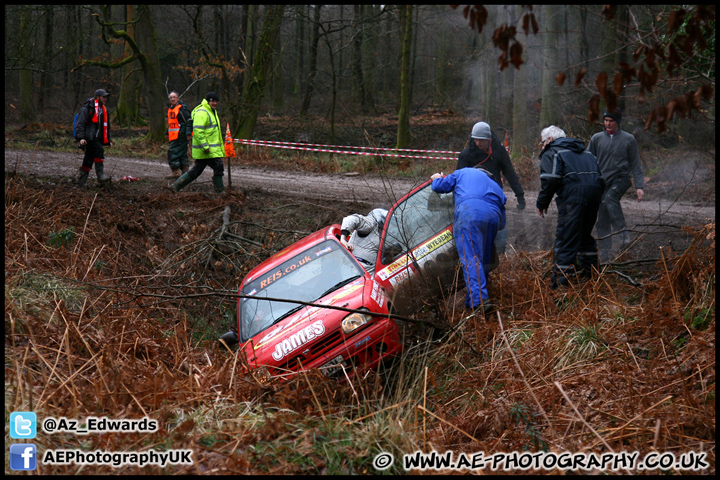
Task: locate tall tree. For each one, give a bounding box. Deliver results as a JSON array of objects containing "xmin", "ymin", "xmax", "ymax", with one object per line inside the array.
[
  {"xmin": 236, "ymin": 5, "xmax": 286, "ymax": 139},
  {"xmin": 75, "ymin": 6, "xmax": 166, "ymax": 140},
  {"xmin": 539, "ymin": 4, "xmax": 561, "ymax": 128},
  {"xmin": 512, "ymin": 5, "xmax": 530, "ymax": 151},
  {"xmin": 18, "ymin": 6, "xmax": 35, "ymax": 123},
  {"xmin": 396, "ymin": 5, "xmax": 413, "ymax": 149},
  {"xmin": 38, "ymin": 6, "xmax": 54, "ymax": 111},
  {"xmin": 299, "ymin": 5, "xmax": 322, "ymax": 116},
  {"xmin": 352, "ymin": 5, "xmax": 367, "ymax": 112},
  {"xmin": 115, "ymin": 5, "xmax": 143, "ymax": 127}
]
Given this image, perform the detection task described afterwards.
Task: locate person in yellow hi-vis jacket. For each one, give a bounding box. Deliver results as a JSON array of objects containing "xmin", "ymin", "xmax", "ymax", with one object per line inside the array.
[{"xmin": 172, "ymin": 92, "xmax": 225, "ymax": 193}]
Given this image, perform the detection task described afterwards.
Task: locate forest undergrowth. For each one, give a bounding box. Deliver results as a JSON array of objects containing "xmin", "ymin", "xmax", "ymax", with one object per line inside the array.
[{"xmin": 5, "ymin": 173, "xmax": 715, "ymax": 475}]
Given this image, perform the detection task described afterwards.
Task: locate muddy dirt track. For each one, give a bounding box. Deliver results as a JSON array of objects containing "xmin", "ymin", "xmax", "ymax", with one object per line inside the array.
[{"xmin": 5, "ymin": 147, "xmax": 716, "ymax": 254}]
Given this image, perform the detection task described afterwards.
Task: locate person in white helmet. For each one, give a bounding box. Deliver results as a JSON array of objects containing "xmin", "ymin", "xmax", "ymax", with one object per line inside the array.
[
  {"xmin": 456, "ymin": 121, "xmax": 525, "ymax": 254},
  {"xmin": 340, "ymin": 208, "xmax": 388, "ymax": 274}
]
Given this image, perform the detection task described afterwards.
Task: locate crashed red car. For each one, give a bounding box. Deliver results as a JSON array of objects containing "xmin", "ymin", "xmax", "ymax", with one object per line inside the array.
[{"xmin": 230, "ymin": 179, "xmax": 463, "ymax": 379}]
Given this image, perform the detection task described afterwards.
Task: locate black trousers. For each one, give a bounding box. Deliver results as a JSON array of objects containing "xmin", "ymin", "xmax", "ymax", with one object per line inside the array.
[
  {"xmin": 81, "ymin": 140, "xmax": 105, "ymax": 170},
  {"xmin": 553, "ymin": 192, "xmax": 602, "ymax": 280},
  {"xmin": 186, "ymin": 157, "xmax": 224, "ymax": 180}
]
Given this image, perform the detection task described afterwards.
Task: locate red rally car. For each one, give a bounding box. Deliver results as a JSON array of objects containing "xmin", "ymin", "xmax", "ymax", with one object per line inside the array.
[{"xmin": 228, "ymin": 179, "xmax": 467, "ymax": 379}]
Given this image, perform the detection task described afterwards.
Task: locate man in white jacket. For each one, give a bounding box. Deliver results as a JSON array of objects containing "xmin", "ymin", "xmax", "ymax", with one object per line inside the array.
[{"xmin": 340, "ymin": 208, "xmax": 388, "ymax": 274}]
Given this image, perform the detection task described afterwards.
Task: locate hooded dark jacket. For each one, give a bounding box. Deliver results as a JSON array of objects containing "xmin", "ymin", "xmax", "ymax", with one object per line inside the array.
[
  {"xmin": 75, "ymin": 97, "xmax": 112, "ymax": 145},
  {"xmin": 456, "ymin": 132, "xmax": 524, "ymax": 202},
  {"xmin": 536, "ymin": 137, "xmax": 604, "ymax": 210}
]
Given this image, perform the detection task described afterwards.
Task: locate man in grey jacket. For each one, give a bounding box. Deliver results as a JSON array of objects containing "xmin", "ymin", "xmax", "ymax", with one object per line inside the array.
[
  {"xmin": 587, "ymin": 108, "xmax": 644, "ymax": 262},
  {"xmin": 340, "ymin": 208, "xmax": 388, "ymax": 274}
]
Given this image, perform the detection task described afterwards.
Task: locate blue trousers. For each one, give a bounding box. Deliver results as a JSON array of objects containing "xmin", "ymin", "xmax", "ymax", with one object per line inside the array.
[{"xmin": 455, "ymin": 200, "xmax": 500, "ymax": 309}]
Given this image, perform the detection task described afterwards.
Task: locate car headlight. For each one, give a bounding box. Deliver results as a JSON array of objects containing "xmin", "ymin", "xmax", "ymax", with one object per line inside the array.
[{"xmin": 341, "ymin": 311, "xmax": 372, "ymax": 334}]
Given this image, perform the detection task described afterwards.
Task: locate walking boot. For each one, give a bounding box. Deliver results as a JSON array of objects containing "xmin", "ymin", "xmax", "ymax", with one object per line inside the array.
[
  {"xmin": 212, "ymin": 175, "xmax": 225, "ymax": 194},
  {"xmin": 77, "ymin": 168, "xmax": 89, "ymax": 188},
  {"xmin": 172, "ymin": 172, "xmax": 194, "ymax": 192},
  {"xmin": 181, "ymin": 165, "xmax": 189, "ymax": 174},
  {"xmin": 94, "ymin": 162, "xmax": 111, "ymax": 183},
  {"xmin": 165, "ymin": 168, "xmax": 181, "ymax": 180}
]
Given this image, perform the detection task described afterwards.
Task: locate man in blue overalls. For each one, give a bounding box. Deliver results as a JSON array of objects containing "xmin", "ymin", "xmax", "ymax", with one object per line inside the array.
[{"xmin": 430, "ymin": 166, "xmax": 507, "ymax": 314}]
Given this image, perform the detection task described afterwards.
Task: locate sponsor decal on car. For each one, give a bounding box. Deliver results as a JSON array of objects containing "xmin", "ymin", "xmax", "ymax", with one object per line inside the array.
[
  {"xmin": 315, "ymin": 246, "xmax": 333, "ymax": 257},
  {"xmin": 254, "ymin": 283, "xmax": 365, "ymax": 349},
  {"xmin": 370, "ymin": 281, "xmax": 385, "ymax": 308},
  {"xmin": 271, "ymin": 320, "xmax": 325, "ymax": 361},
  {"xmin": 377, "ymin": 229, "xmax": 453, "ymax": 281}
]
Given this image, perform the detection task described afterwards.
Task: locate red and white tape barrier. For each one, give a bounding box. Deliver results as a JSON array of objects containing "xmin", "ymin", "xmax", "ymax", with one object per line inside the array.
[{"xmin": 233, "ymin": 138, "xmax": 460, "ymax": 161}]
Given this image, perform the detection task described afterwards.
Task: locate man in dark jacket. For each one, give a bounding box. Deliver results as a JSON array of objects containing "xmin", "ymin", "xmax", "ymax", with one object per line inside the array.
[
  {"xmin": 588, "ymin": 108, "xmax": 644, "ymax": 262},
  {"xmin": 75, "ymin": 89, "xmax": 113, "ymax": 188},
  {"xmin": 165, "ymin": 91, "xmax": 193, "ymax": 179},
  {"xmin": 456, "ymin": 121, "xmax": 525, "ymax": 254},
  {"xmin": 536, "ymin": 126, "xmax": 605, "ymax": 289}
]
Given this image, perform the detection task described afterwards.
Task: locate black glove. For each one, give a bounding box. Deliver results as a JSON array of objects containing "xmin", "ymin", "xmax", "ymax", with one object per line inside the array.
[{"xmin": 516, "ymin": 196, "xmax": 526, "ymax": 210}]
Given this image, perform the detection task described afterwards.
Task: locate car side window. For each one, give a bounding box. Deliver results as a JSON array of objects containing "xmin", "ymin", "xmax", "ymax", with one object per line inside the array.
[{"xmin": 381, "ymin": 184, "xmax": 454, "ymax": 264}]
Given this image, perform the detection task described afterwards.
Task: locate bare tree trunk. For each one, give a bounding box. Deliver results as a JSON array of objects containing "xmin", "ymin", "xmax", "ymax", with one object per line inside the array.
[
  {"xmin": 539, "ymin": 4, "xmax": 561, "ymax": 127},
  {"xmin": 19, "ymin": 6, "xmax": 35, "ymax": 123},
  {"xmin": 237, "ymin": 5, "xmax": 286, "ymax": 139},
  {"xmin": 396, "ymin": 5, "xmax": 413, "ymax": 149},
  {"xmin": 293, "ymin": 6, "xmax": 305, "ymax": 98},
  {"xmin": 300, "ymin": 5, "xmax": 322, "ymax": 116},
  {"xmin": 361, "ymin": 4, "xmax": 377, "ymax": 112},
  {"xmin": 271, "ymin": 24, "xmax": 284, "ymax": 112},
  {"xmin": 134, "ymin": 6, "xmax": 165, "ymax": 141},
  {"xmin": 352, "ymin": 5, "xmax": 366, "ymax": 111},
  {"xmin": 38, "ymin": 6, "xmax": 54, "ymax": 111},
  {"xmin": 115, "ymin": 5, "xmax": 142, "ymax": 127},
  {"xmin": 512, "ymin": 4, "xmax": 530, "ymax": 151}
]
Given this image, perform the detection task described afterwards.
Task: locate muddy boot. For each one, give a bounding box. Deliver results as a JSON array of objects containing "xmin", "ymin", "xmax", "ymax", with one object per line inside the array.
[
  {"xmin": 165, "ymin": 168, "xmax": 181, "ymax": 180},
  {"xmin": 181, "ymin": 165, "xmax": 189, "ymax": 174},
  {"xmin": 172, "ymin": 172, "xmax": 193, "ymax": 192},
  {"xmin": 212, "ymin": 175, "xmax": 225, "ymax": 194},
  {"xmin": 77, "ymin": 168, "xmax": 89, "ymax": 188},
  {"xmin": 94, "ymin": 162, "xmax": 111, "ymax": 183}
]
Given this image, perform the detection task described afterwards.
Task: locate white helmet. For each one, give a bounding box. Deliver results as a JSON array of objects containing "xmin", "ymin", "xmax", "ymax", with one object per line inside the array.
[
  {"xmin": 370, "ymin": 208, "xmax": 388, "ymax": 229},
  {"xmin": 471, "ymin": 122, "xmax": 492, "ymax": 140}
]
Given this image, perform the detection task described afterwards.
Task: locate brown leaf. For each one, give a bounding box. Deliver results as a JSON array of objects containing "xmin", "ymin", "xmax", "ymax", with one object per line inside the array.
[
  {"xmin": 667, "ymin": 9, "xmax": 686, "ymax": 35},
  {"xmin": 644, "ymin": 109, "xmax": 655, "ymax": 131},
  {"xmin": 633, "ymin": 45, "xmax": 644, "ymax": 63},
  {"xmin": 612, "ymin": 73, "xmax": 624, "ymax": 96},
  {"xmin": 605, "ymin": 90, "xmax": 618, "ymax": 114},
  {"xmin": 699, "ymin": 84, "xmax": 713, "ymax": 101},
  {"xmin": 665, "ymin": 99, "xmax": 678, "ymax": 122},
  {"xmin": 522, "ymin": 14, "xmax": 530, "ymax": 35},
  {"xmin": 588, "ymin": 94, "xmax": 600, "ymax": 124},
  {"xmin": 595, "ymin": 72, "xmax": 608, "ymax": 101},
  {"xmin": 556, "ymin": 72, "xmax": 567, "ymax": 86},
  {"xmin": 510, "ymin": 42, "xmax": 524, "ymax": 69},
  {"xmin": 619, "ymin": 62, "xmax": 636, "ymax": 83},
  {"xmin": 575, "ymin": 67, "xmax": 588, "ymax": 87},
  {"xmin": 602, "ymin": 5, "xmax": 617, "ymax": 21},
  {"xmin": 531, "ymin": 13, "xmax": 539, "ymax": 35},
  {"xmin": 645, "ymin": 47, "xmax": 657, "ymax": 69},
  {"xmin": 674, "ymin": 35, "xmax": 693, "ymax": 55}
]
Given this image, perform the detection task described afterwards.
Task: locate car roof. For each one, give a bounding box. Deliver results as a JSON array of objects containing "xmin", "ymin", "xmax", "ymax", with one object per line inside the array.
[{"xmin": 242, "ymin": 224, "xmax": 340, "ymax": 285}]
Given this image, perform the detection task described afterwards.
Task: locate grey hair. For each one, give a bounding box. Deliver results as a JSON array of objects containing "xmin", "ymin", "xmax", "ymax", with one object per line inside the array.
[
  {"xmin": 168, "ymin": 91, "xmax": 179, "ymax": 98},
  {"xmin": 540, "ymin": 125, "xmax": 566, "ymax": 143}
]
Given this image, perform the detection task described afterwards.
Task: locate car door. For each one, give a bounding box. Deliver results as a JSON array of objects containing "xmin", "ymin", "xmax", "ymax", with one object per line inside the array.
[{"xmin": 373, "ymin": 180, "xmax": 460, "ymax": 315}]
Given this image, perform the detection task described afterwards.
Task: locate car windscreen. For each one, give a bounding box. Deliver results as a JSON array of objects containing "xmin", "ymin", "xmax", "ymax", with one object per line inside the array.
[
  {"xmin": 381, "ymin": 183, "xmax": 454, "ymax": 264},
  {"xmin": 238, "ymin": 240, "xmax": 364, "ymax": 341}
]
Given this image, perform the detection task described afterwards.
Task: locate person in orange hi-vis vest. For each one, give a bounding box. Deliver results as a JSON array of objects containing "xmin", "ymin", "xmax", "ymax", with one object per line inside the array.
[
  {"xmin": 75, "ymin": 89, "xmax": 113, "ymax": 188},
  {"xmin": 165, "ymin": 91, "xmax": 193, "ymax": 179}
]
